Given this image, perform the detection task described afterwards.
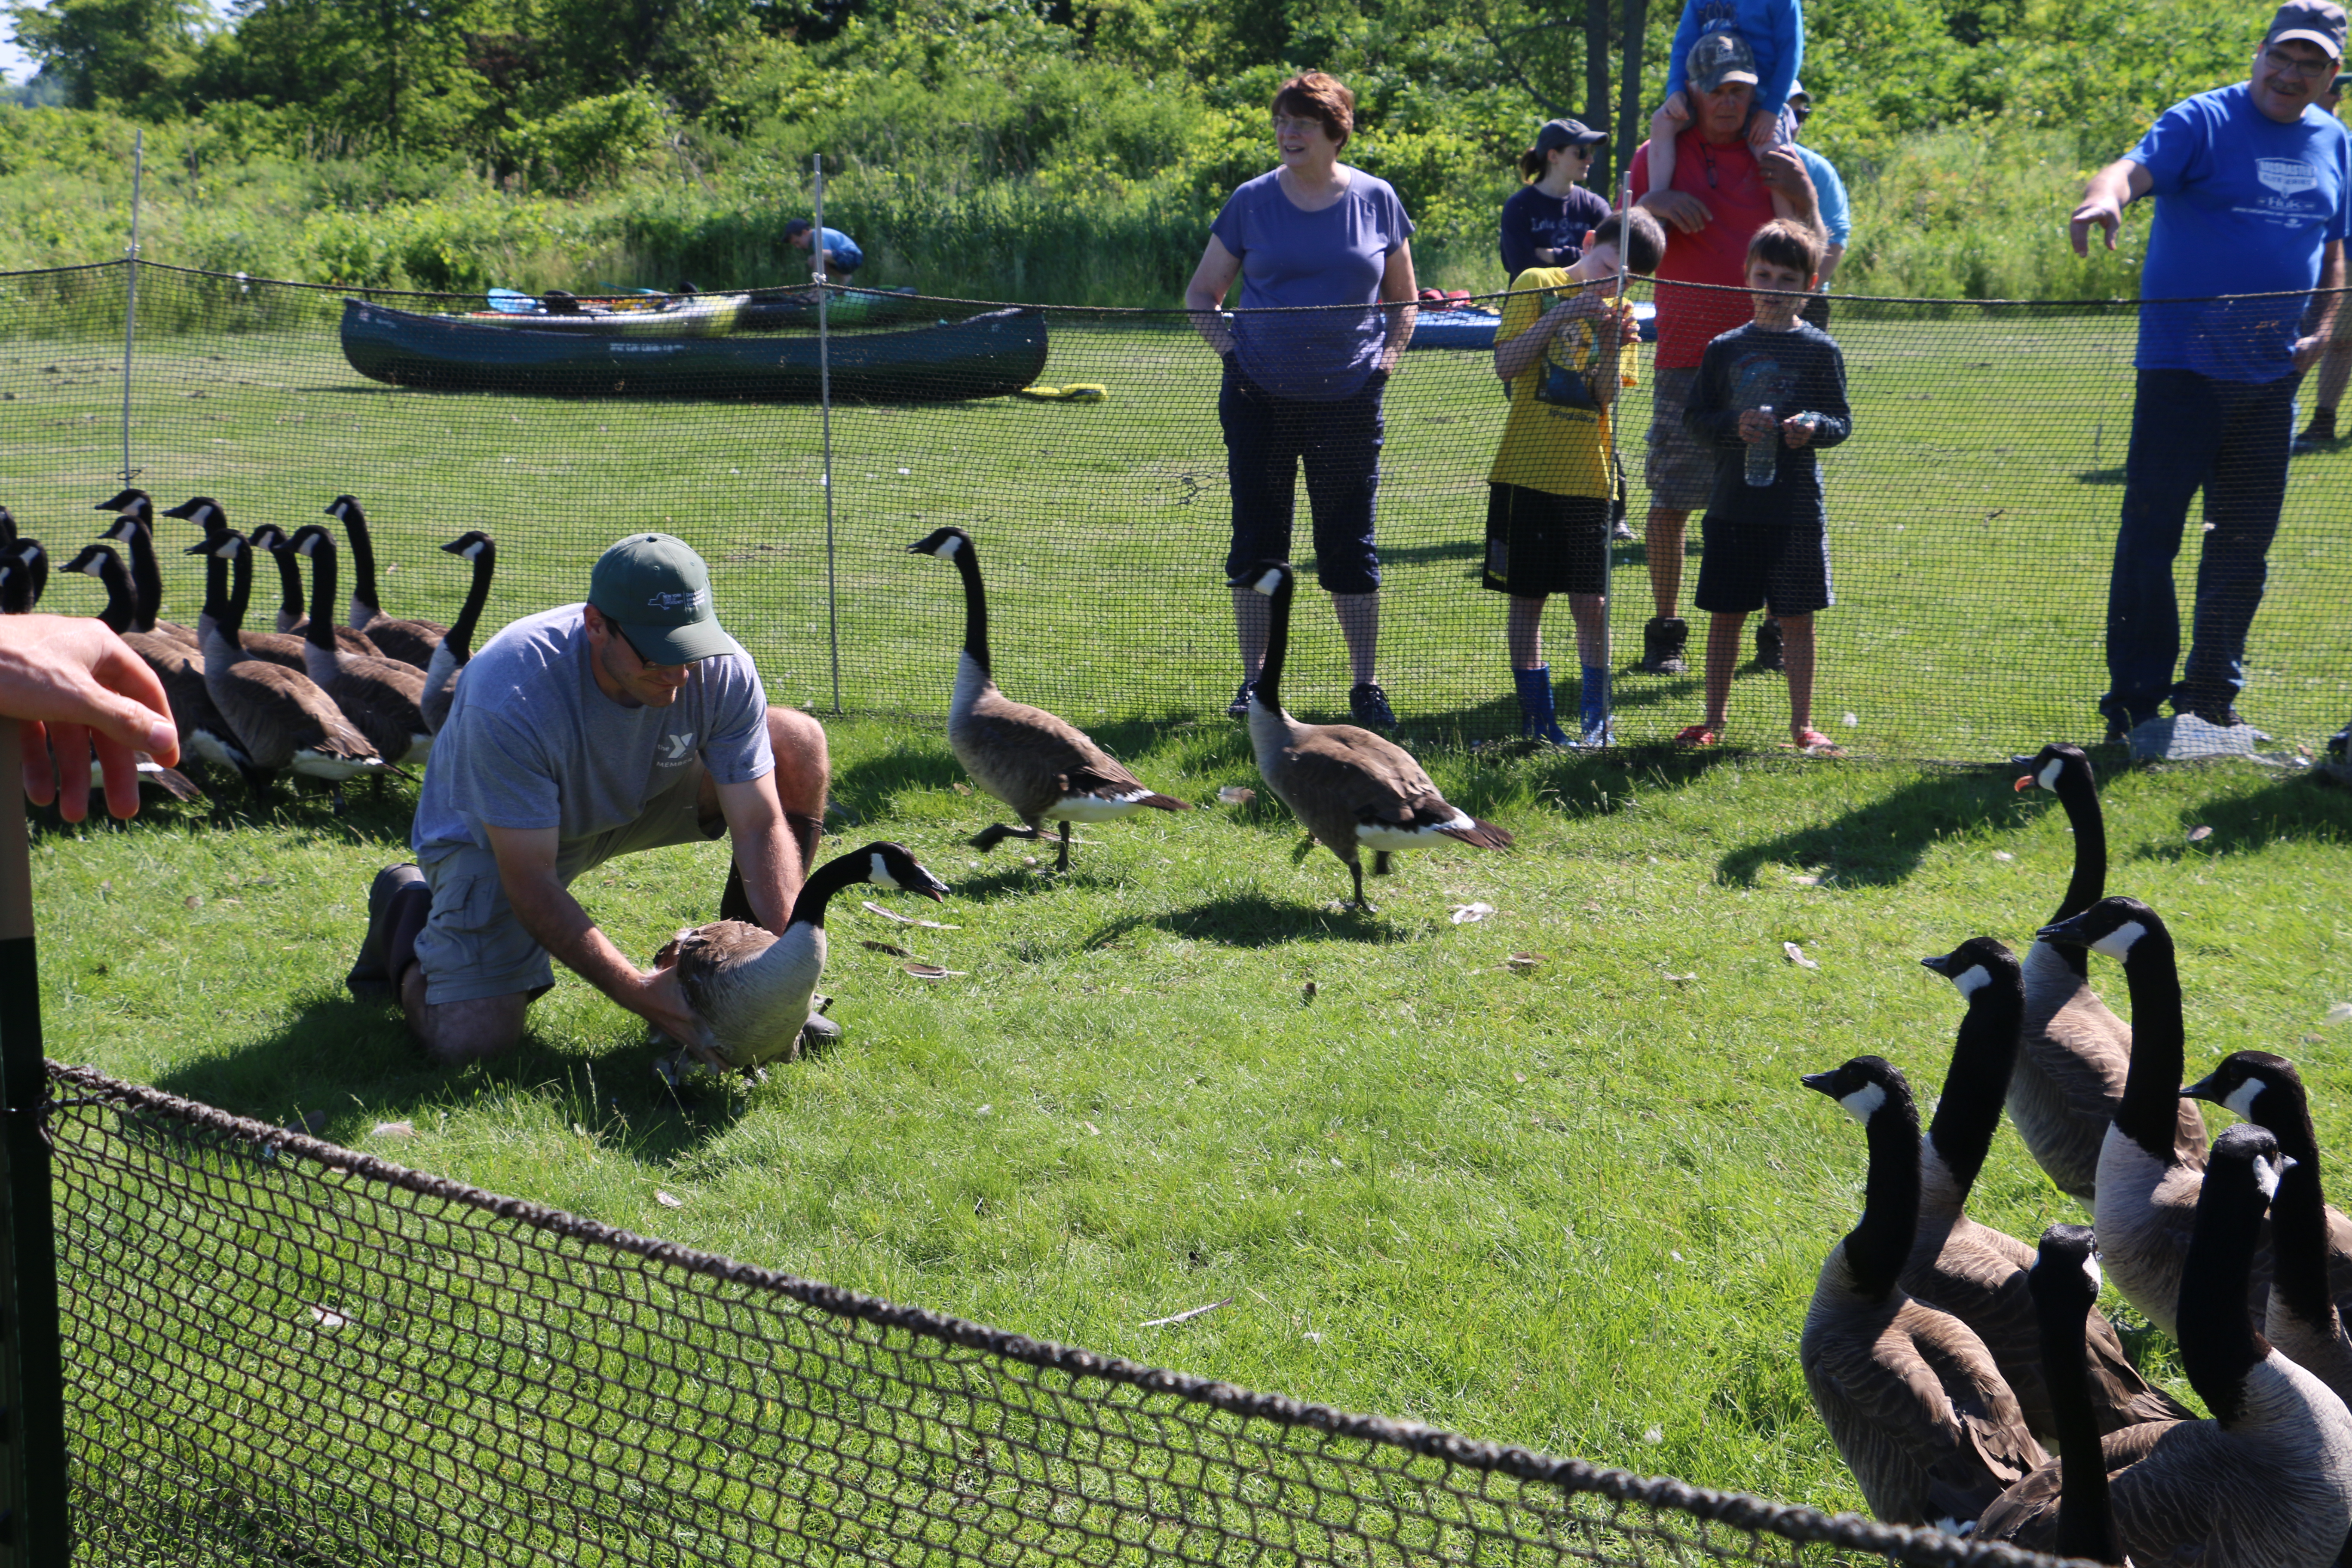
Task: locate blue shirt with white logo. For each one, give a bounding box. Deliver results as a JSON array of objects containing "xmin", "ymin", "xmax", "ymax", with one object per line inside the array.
[{"xmin": 2129, "ymin": 82, "xmax": 2352, "ymax": 380}]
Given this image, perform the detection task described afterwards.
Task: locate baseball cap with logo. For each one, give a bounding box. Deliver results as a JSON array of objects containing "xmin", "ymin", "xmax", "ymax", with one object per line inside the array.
[
  {"xmin": 2268, "ymin": 0, "xmax": 2346, "ymax": 58},
  {"xmin": 1690, "ymin": 30, "xmax": 1762, "ymax": 92},
  {"xmin": 588, "ymin": 533, "xmax": 735, "ymax": 665}
]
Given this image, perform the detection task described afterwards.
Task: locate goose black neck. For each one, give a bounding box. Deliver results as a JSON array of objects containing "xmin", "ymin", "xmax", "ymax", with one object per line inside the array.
[
  {"xmin": 271, "ymin": 544, "xmax": 308, "ymax": 625},
  {"xmin": 2263, "ymin": 1082, "xmax": 2337, "ymax": 1332},
  {"xmin": 2178, "ymin": 1161, "xmax": 2272, "ymax": 1426},
  {"xmin": 1256, "ymin": 573, "xmax": 1295, "ymax": 711},
  {"xmin": 1846, "ymin": 1092, "xmax": 1923, "ymax": 1299},
  {"xmin": 784, "ymin": 852, "xmax": 872, "ymax": 933},
  {"xmin": 302, "ymin": 538, "xmax": 341, "ymax": 652},
  {"xmin": 207, "ymin": 544, "xmax": 249, "ymax": 639},
  {"xmin": 2114, "ymin": 928, "xmax": 2188, "ymax": 1164},
  {"xmin": 86, "ymin": 551, "xmax": 136, "ymax": 634},
  {"xmin": 449, "ymin": 544, "xmax": 495, "ymax": 657},
  {"xmin": 949, "ymin": 541, "xmax": 991, "ymax": 673},
  {"xmin": 1926, "ymin": 979, "xmax": 2024, "ymax": 1197},
  {"xmin": 121, "ymin": 522, "xmax": 163, "ymax": 632},
  {"xmin": 2033, "ymin": 1277, "xmax": 2122, "ymax": 1565},
  {"xmin": 343, "ymin": 505, "xmax": 383, "ymax": 615},
  {"xmin": 2050, "ymin": 764, "xmax": 2108, "ymax": 927}
]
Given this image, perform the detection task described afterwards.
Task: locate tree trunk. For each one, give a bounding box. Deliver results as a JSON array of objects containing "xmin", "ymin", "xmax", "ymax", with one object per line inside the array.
[
  {"xmin": 1614, "ymin": 0, "xmax": 1648, "ymax": 200},
  {"xmin": 1585, "ymin": 0, "xmax": 1614, "ymax": 192}
]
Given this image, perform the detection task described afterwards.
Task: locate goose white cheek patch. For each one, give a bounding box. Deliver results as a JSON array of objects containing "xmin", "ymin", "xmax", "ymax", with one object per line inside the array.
[
  {"xmin": 1951, "ymin": 964, "xmax": 1991, "ymax": 998},
  {"xmin": 869, "ymin": 851, "xmax": 900, "ymax": 889},
  {"xmin": 1838, "ymin": 1081, "xmax": 1887, "ymax": 1123},
  {"xmin": 2254, "ymin": 1153, "xmax": 2286, "ymax": 1200},
  {"xmin": 2080, "ymin": 1254, "xmax": 2103, "ymax": 1295},
  {"xmin": 1252, "ymin": 568, "xmax": 1284, "ymax": 597},
  {"xmin": 938, "ymin": 534, "xmax": 963, "ymax": 558},
  {"xmin": 2037, "ymin": 758, "xmax": 2064, "ymax": 792},
  {"xmin": 2223, "ymin": 1080, "xmax": 2265, "ymax": 1120},
  {"xmin": 2089, "ymin": 920, "xmax": 2147, "ymax": 960}
]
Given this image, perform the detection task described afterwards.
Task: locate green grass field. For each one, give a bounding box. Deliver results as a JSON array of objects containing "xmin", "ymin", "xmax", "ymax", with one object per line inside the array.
[
  {"xmin": 4, "ymin": 273, "xmax": 2350, "ymax": 756},
  {"xmin": 28, "ymin": 729, "xmax": 2352, "ymax": 1519}
]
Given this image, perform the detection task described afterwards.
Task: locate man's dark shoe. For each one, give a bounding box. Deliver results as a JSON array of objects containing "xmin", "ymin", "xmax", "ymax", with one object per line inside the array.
[
  {"xmin": 1348, "ymin": 681, "xmax": 1398, "ymax": 732},
  {"xmin": 1639, "ymin": 616, "xmax": 1688, "ymax": 675},
  {"xmin": 349, "ymin": 863, "xmax": 427, "ymax": 1001},
  {"xmin": 1754, "ymin": 616, "xmax": 1785, "ymax": 672},
  {"xmin": 1227, "ymin": 679, "xmax": 1256, "ymax": 719}
]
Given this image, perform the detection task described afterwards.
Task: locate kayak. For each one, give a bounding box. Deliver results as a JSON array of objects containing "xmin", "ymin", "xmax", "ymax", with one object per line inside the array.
[
  {"xmin": 340, "ymin": 298, "xmax": 1052, "ymax": 402},
  {"xmin": 454, "ymin": 292, "xmax": 749, "ymax": 337},
  {"xmin": 737, "ymin": 287, "xmax": 932, "ymax": 332}
]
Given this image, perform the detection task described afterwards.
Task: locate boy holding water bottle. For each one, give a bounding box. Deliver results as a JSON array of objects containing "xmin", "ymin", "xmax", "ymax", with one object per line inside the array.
[{"xmin": 1674, "ymin": 219, "xmax": 1850, "ymax": 749}]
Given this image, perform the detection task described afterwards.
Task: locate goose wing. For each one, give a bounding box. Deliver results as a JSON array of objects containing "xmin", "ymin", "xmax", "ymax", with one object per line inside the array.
[
  {"xmin": 1976, "ymin": 1417, "xmax": 2179, "ymax": 1550},
  {"xmin": 960, "ymin": 694, "xmax": 1168, "ymax": 806},
  {"xmin": 209, "ymin": 659, "xmax": 378, "ymax": 769},
  {"xmin": 360, "ymin": 617, "xmax": 448, "ymax": 671},
  {"xmin": 1275, "ymin": 725, "xmax": 1509, "ymax": 843}
]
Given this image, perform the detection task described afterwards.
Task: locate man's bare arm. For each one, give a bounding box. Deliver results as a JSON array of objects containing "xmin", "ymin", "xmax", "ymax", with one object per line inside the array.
[
  {"xmin": 2071, "ymin": 159, "xmax": 2153, "ymax": 256},
  {"xmin": 715, "ymin": 771, "xmax": 796, "ymax": 931},
  {"xmin": 2298, "ymin": 241, "xmax": 2345, "ymax": 370}
]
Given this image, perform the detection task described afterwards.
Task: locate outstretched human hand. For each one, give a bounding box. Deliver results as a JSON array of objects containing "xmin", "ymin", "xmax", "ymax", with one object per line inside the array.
[{"xmin": 0, "ymin": 613, "xmax": 177, "ymax": 821}]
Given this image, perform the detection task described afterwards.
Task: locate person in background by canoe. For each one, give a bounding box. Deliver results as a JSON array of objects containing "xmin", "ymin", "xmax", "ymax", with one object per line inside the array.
[{"xmin": 785, "ymin": 219, "xmax": 865, "ymax": 283}]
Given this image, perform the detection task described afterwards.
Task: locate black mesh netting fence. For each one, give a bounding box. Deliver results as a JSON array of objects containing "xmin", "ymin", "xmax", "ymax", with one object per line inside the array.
[
  {"xmin": 41, "ymin": 1060, "xmax": 2081, "ymax": 1568},
  {"xmin": 2, "ymin": 260, "xmax": 2346, "ymax": 757}
]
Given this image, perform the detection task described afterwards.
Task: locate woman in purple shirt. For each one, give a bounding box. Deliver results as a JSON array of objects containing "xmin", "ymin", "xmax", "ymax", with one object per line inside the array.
[{"xmin": 1183, "ymin": 71, "xmax": 1419, "ymax": 732}]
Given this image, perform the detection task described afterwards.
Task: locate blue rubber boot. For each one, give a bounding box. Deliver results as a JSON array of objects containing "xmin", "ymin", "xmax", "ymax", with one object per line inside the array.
[
  {"xmin": 1514, "ymin": 665, "xmax": 1573, "ymax": 745},
  {"xmin": 1579, "ymin": 664, "xmax": 1613, "ymax": 746}
]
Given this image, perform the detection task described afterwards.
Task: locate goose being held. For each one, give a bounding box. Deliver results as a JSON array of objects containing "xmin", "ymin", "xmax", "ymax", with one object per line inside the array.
[
  {"xmin": 906, "ymin": 526, "xmax": 1189, "ymax": 873},
  {"xmin": 1798, "ymin": 1053, "xmax": 2049, "ymax": 1530},
  {"xmin": 325, "ymin": 494, "xmax": 446, "ymax": 669},
  {"xmin": 1911, "ymin": 937, "xmax": 2191, "ymax": 1441},
  {"xmin": 2184, "ymin": 1052, "xmax": 2352, "ymax": 1400},
  {"xmin": 282, "ymin": 524, "xmax": 431, "ymax": 768},
  {"xmin": 2010, "ymin": 743, "xmax": 2207, "ymax": 1199},
  {"xmin": 1234, "ymin": 560, "xmax": 1509, "ymax": 911},
  {"xmin": 652, "ymin": 841, "xmax": 949, "ymax": 1083},
  {"xmin": 421, "ymin": 530, "xmax": 496, "ymax": 735},
  {"xmin": 1978, "ymin": 1126, "xmax": 2352, "ymax": 1568},
  {"xmin": 2043, "ymin": 895, "xmax": 2264, "ymax": 1339}
]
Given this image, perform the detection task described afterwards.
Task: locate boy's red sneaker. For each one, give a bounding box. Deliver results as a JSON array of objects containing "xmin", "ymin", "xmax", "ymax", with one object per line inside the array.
[{"xmin": 1675, "ymin": 724, "xmax": 1719, "ymax": 747}]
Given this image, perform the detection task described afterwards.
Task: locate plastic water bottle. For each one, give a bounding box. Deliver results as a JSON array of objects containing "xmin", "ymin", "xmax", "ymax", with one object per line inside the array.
[{"xmin": 1744, "ymin": 405, "xmax": 1776, "ymax": 487}]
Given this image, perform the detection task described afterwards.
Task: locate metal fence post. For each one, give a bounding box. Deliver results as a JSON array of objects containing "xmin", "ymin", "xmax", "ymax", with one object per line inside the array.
[
  {"xmin": 814, "ymin": 154, "xmax": 842, "ymax": 717},
  {"xmin": 119, "ymin": 128, "xmax": 143, "ymax": 487},
  {"xmin": 0, "ymin": 726, "xmax": 73, "ymax": 1566}
]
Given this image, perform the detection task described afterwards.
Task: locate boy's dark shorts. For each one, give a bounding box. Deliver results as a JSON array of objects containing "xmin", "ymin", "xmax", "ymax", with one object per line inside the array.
[
  {"xmin": 1693, "ymin": 518, "xmax": 1835, "ymax": 616},
  {"xmin": 1483, "ymin": 484, "xmax": 1609, "ymax": 597}
]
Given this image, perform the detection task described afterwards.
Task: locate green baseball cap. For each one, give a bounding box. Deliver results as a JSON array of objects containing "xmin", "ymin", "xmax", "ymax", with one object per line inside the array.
[{"xmin": 588, "ymin": 533, "xmax": 735, "ymax": 665}]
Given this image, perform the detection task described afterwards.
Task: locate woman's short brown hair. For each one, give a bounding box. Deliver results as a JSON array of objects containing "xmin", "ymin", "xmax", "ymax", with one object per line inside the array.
[{"xmin": 1271, "ymin": 72, "xmax": 1355, "ymax": 149}]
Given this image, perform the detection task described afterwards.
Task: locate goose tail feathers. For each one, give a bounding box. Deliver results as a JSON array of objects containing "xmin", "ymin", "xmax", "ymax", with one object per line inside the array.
[{"xmin": 1439, "ymin": 818, "xmax": 1514, "ymax": 851}]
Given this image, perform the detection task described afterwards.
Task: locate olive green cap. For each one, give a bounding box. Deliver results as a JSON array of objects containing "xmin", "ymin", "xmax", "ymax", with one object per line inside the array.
[{"xmin": 587, "ymin": 533, "xmax": 734, "ymax": 665}]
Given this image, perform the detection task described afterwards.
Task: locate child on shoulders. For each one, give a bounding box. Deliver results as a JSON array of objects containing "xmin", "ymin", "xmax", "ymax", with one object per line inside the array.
[
  {"xmin": 1485, "ymin": 207, "xmax": 1670, "ymax": 746},
  {"xmin": 1646, "ymin": 0, "xmax": 1804, "ymax": 195},
  {"xmin": 1674, "ymin": 219, "xmax": 1850, "ymax": 752}
]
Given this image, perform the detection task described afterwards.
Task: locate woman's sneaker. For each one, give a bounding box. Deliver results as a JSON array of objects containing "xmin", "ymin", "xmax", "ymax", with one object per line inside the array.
[
  {"xmin": 1227, "ymin": 679, "xmax": 1256, "ymax": 718},
  {"xmin": 1349, "ymin": 682, "xmax": 1398, "ymax": 732}
]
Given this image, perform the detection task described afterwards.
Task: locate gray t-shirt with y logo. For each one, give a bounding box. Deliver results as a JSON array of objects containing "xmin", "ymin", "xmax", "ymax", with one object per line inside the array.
[{"xmin": 411, "ymin": 603, "xmax": 773, "ymax": 867}]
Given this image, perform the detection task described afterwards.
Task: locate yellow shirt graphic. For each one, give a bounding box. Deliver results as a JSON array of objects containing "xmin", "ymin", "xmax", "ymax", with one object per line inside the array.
[{"xmin": 1486, "ymin": 267, "xmax": 1642, "ymax": 499}]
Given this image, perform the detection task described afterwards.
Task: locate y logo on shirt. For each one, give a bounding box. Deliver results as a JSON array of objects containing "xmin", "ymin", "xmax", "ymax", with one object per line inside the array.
[{"xmin": 658, "ymin": 732, "xmax": 697, "ymax": 766}]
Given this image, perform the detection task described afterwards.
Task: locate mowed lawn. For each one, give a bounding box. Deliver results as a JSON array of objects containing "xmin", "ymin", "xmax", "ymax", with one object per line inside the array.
[
  {"xmin": 27, "ymin": 725, "xmax": 2352, "ymax": 1516},
  {"xmin": 3, "ymin": 277, "xmax": 2349, "ymax": 754}
]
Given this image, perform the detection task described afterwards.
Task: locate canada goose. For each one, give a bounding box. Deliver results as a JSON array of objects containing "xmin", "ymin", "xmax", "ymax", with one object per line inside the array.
[
  {"xmin": 93, "ymin": 497, "xmax": 199, "ymax": 651},
  {"xmin": 60, "ymin": 542, "xmax": 252, "ymax": 795},
  {"xmin": 1799, "ymin": 1054, "xmax": 2049, "ymax": 1528},
  {"xmin": 1233, "ymin": 560, "xmax": 1510, "ymax": 911},
  {"xmin": 2042, "ymin": 895, "xmax": 2266, "ymax": 1339},
  {"xmin": 248, "ymin": 523, "xmax": 386, "ymax": 660},
  {"xmin": 652, "ymin": 841, "xmax": 949, "ymax": 1083},
  {"xmin": 2009, "ymin": 743, "xmax": 2207, "ymax": 1199},
  {"xmin": 1980, "ymin": 1126, "xmax": 2352, "ymax": 1568},
  {"xmin": 282, "ymin": 525, "xmax": 431, "ymax": 768},
  {"xmin": 421, "ymin": 530, "xmax": 496, "ymax": 736},
  {"xmin": 158, "ymin": 498, "xmax": 311, "ymax": 671},
  {"xmin": 325, "ymin": 495, "xmax": 446, "ymax": 669},
  {"xmin": 1913, "ymin": 937, "xmax": 2192, "ymax": 1441},
  {"xmin": 0, "ymin": 536, "xmax": 44, "ymax": 612},
  {"xmin": 1974, "ymin": 1225, "xmax": 2146, "ymax": 1566},
  {"xmin": 184, "ymin": 530, "xmax": 395, "ymax": 794},
  {"xmin": 905, "ymin": 526, "xmax": 1190, "ymax": 872},
  {"xmin": 2185, "ymin": 1052, "xmax": 2352, "ymax": 1399}
]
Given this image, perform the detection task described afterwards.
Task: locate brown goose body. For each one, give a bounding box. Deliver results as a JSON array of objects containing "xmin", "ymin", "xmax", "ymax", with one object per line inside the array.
[
  {"xmin": 63, "ymin": 542, "xmax": 260, "ymax": 789},
  {"xmin": 2011, "ymin": 746, "xmax": 2206, "ymax": 1200},
  {"xmin": 907, "ymin": 528, "xmax": 1188, "ymax": 872},
  {"xmin": 286, "ymin": 525, "xmax": 432, "ymax": 768},
  {"xmin": 1981, "ymin": 1130, "xmax": 2352, "ymax": 1568},
  {"xmin": 1235, "ymin": 561, "xmax": 1507, "ymax": 910},
  {"xmin": 327, "ymin": 495, "xmax": 446, "ymax": 671},
  {"xmin": 1799, "ymin": 1056, "xmax": 2048, "ymax": 1530}
]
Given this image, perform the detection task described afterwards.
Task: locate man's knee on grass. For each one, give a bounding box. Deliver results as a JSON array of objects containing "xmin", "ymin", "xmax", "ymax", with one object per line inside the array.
[{"xmin": 401, "ymin": 972, "xmax": 534, "ymax": 1066}]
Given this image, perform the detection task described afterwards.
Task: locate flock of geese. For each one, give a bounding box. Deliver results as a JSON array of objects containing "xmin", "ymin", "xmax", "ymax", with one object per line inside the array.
[
  {"xmin": 1801, "ymin": 742, "xmax": 2352, "ymax": 1566},
  {"xmin": 0, "ymin": 491, "xmax": 498, "ymax": 806}
]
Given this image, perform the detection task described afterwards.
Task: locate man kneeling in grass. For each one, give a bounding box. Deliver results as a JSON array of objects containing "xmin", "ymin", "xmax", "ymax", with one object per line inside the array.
[
  {"xmin": 1674, "ymin": 219, "xmax": 1851, "ymax": 750},
  {"xmin": 347, "ymin": 534, "xmax": 833, "ymax": 1067}
]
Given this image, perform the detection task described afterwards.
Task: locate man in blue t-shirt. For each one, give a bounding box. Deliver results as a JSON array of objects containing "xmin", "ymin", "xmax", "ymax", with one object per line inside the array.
[
  {"xmin": 2070, "ymin": 0, "xmax": 2351, "ymax": 742},
  {"xmin": 786, "ymin": 220, "xmax": 865, "ymax": 282}
]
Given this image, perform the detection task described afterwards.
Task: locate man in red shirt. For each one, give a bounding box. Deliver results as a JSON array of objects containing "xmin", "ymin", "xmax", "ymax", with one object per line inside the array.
[{"xmin": 1628, "ymin": 31, "xmax": 1822, "ymax": 674}]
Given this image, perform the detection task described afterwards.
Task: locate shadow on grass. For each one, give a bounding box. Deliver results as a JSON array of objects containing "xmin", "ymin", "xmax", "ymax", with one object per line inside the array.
[
  {"xmin": 2125, "ymin": 771, "xmax": 2352, "ymax": 864},
  {"xmin": 148, "ymin": 987, "xmax": 750, "ymax": 1166},
  {"xmin": 25, "ymin": 771, "xmax": 418, "ymax": 849},
  {"xmin": 1714, "ymin": 763, "xmax": 2021, "ymax": 888},
  {"xmin": 1084, "ymin": 887, "xmax": 1409, "ymax": 949}
]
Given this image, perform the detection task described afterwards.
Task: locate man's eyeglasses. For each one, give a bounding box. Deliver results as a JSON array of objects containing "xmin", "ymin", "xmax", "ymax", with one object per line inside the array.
[
  {"xmin": 615, "ymin": 626, "xmax": 689, "ymax": 675},
  {"xmin": 2265, "ymin": 47, "xmax": 2336, "ymax": 80}
]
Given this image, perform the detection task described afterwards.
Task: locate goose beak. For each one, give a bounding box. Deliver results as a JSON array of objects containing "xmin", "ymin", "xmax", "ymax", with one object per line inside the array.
[
  {"xmin": 2037, "ymin": 912, "xmax": 2090, "ymax": 943},
  {"xmin": 1799, "ymin": 1071, "xmax": 1838, "ymax": 1097},
  {"xmin": 181, "ymin": 539, "xmax": 213, "ymax": 556},
  {"xmin": 2012, "ymin": 775, "xmax": 2034, "ymax": 792},
  {"xmin": 2181, "ymin": 1072, "xmax": 2221, "ymax": 1102},
  {"xmin": 1919, "ymin": 953, "xmax": 1954, "ymax": 975}
]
